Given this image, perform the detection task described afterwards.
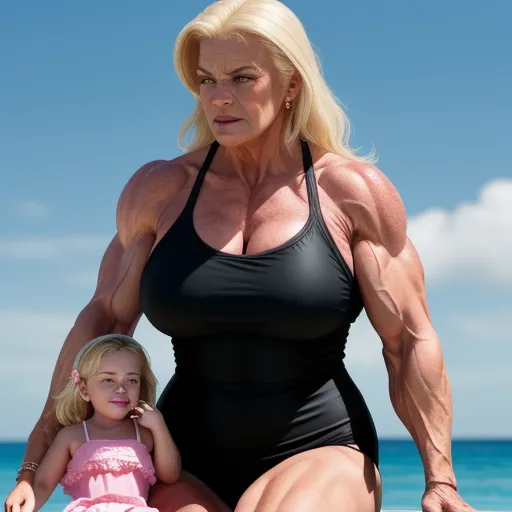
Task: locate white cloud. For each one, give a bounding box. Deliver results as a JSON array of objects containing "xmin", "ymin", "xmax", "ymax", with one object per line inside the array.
[
  {"xmin": 15, "ymin": 200, "xmax": 49, "ymax": 219},
  {"xmin": 408, "ymin": 179, "xmax": 512, "ymax": 286},
  {"xmin": 0, "ymin": 235, "xmax": 110, "ymax": 259}
]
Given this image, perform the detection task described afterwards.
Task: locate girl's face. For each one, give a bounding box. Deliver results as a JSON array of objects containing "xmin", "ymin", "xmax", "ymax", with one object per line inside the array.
[{"xmin": 80, "ymin": 349, "xmax": 141, "ymax": 421}]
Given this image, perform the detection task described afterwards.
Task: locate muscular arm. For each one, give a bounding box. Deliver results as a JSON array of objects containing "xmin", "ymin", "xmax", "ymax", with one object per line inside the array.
[
  {"xmin": 17, "ymin": 161, "xmax": 167, "ymax": 485},
  {"xmin": 345, "ymin": 164, "xmax": 456, "ymax": 488}
]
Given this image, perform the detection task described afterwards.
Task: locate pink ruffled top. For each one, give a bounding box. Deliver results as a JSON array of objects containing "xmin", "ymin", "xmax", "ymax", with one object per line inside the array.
[{"xmin": 60, "ymin": 420, "xmax": 157, "ymax": 510}]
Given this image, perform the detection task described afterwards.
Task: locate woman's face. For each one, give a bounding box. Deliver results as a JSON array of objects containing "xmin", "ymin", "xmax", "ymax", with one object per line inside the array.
[{"xmin": 197, "ymin": 34, "xmax": 294, "ymax": 147}]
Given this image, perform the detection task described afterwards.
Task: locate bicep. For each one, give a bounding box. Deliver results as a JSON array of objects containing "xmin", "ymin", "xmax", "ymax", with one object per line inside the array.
[
  {"xmin": 353, "ymin": 236, "xmax": 434, "ymax": 354},
  {"xmin": 92, "ymin": 231, "xmax": 156, "ymax": 326}
]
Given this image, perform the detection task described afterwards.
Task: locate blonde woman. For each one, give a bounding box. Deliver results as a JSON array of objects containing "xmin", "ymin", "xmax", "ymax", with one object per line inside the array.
[
  {"xmin": 10, "ymin": 335, "xmax": 181, "ymax": 512},
  {"xmin": 5, "ymin": 1, "xmax": 474, "ymax": 511}
]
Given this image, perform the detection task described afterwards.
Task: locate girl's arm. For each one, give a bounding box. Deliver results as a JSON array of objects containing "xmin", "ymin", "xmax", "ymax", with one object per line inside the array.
[
  {"xmin": 150, "ymin": 420, "xmax": 181, "ymax": 484},
  {"xmin": 33, "ymin": 428, "xmax": 72, "ymax": 512},
  {"xmin": 135, "ymin": 403, "xmax": 181, "ymax": 484}
]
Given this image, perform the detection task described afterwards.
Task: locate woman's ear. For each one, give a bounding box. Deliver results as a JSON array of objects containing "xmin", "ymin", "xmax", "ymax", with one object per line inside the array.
[{"xmin": 286, "ymin": 71, "xmax": 302, "ymax": 101}]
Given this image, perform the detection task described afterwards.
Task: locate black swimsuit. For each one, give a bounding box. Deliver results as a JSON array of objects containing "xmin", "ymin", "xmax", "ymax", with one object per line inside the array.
[{"xmin": 140, "ymin": 140, "xmax": 378, "ymax": 508}]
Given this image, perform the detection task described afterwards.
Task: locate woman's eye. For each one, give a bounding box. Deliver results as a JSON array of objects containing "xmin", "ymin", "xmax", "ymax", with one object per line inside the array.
[{"xmin": 199, "ymin": 76, "xmax": 252, "ymax": 85}]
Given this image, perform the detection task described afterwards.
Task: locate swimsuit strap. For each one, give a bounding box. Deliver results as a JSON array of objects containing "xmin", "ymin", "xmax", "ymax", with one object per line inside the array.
[
  {"xmin": 182, "ymin": 140, "xmax": 220, "ymax": 217},
  {"xmin": 300, "ymin": 139, "xmax": 322, "ymax": 223},
  {"xmin": 133, "ymin": 418, "xmax": 141, "ymax": 442},
  {"xmin": 82, "ymin": 420, "xmax": 90, "ymax": 442}
]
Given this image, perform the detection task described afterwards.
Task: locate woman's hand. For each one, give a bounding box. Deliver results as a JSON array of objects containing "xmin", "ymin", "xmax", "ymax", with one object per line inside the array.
[
  {"xmin": 4, "ymin": 480, "xmax": 35, "ymax": 512},
  {"xmin": 421, "ymin": 482, "xmax": 476, "ymax": 511}
]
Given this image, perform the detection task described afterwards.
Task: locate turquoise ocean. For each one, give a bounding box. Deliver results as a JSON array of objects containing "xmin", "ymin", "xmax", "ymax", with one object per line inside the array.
[{"xmin": 1, "ymin": 439, "xmax": 511, "ymax": 511}]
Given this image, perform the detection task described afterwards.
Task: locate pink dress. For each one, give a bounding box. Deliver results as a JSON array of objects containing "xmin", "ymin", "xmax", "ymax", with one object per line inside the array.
[{"xmin": 61, "ymin": 420, "xmax": 158, "ymax": 511}]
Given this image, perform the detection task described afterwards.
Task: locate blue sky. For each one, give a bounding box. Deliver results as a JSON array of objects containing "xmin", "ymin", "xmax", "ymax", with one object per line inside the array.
[{"xmin": 0, "ymin": 0, "xmax": 510, "ymax": 440}]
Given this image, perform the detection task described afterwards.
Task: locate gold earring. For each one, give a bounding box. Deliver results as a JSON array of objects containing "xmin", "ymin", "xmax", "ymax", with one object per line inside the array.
[{"xmin": 285, "ymin": 100, "xmax": 291, "ymax": 110}]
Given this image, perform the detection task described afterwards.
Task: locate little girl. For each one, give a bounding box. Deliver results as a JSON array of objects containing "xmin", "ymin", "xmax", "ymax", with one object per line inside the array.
[{"xmin": 31, "ymin": 334, "xmax": 181, "ymax": 511}]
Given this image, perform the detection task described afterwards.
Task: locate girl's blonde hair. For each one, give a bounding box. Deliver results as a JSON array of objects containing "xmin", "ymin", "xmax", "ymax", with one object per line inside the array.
[
  {"xmin": 55, "ymin": 334, "xmax": 157, "ymax": 427},
  {"xmin": 174, "ymin": 0, "xmax": 375, "ymax": 162}
]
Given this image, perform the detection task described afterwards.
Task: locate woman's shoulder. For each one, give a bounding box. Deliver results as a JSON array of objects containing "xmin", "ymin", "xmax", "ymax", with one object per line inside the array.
[
  {"xmin": 316, "ymin": 151, "xmax": 407, "ymax": 249},
  {"xmin": 314, "ymin": 150, "xmax": 393, "ymax": 195},
  {"xmin": 119, "ymin": 146, "xmax": 214, "ymax": 207},
  {"xmin": 115, "ymin": 146, "xmax": 213, "ymax": 242},
  {"xmin": 122, "ymin": 145, "xmax": 215, "ymax": 194}
]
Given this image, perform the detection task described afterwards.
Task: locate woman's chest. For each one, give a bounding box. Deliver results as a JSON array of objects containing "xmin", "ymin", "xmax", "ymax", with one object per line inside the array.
[
  {"xmin": 152, "ymin": 169, "xmax": 354, "ymax": 269},
  {"xmin": 141, "ymin": 189, "xmax": 360, "ymax": 341}
]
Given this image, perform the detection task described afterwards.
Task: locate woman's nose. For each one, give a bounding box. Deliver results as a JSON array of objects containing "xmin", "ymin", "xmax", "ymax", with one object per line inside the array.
[{"xmin": 211, "ymin": 84, "xmax": 233, "ymax": 107}]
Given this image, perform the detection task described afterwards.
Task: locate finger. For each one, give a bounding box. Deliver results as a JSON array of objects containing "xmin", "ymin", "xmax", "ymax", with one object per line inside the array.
[
  {"xmin": 133, "ymin": 407, "xmax": 144, "ymax": 415},
  {"xmin": 421, "ymin": 499, "xmax": 442, "ymax": 512},
  {"xmin": 443, "ymin": 497, "xmax": 475, "ymax": 512},
  {"xmin": 12, "ymin": 504, "xmax": 20, "ymax": 512},
  {"xmin": 129, "ymin": 408, "xmax": 142, "ymax": 418},
  {"xmin": 138, "ymin": 400, "xmax": 154, "ymax": 411},
  {"xmin": 448, "ymin": 502, "xmax": 476, "ymax": 512}
]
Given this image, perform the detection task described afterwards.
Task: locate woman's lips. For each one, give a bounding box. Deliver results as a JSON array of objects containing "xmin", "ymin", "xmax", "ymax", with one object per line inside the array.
[{"xmin": 214, "ymin": 116, "xmax": 241, "ymax": 124}]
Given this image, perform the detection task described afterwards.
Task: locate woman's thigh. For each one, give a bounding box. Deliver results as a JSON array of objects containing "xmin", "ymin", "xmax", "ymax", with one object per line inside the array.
[
  {"xmin": 148, "ymin": 470, "xmax": 232, "ymax": 512},
  {"xmin": 234, "ymin": 446, "xmax": 382, "ymax": 512}
]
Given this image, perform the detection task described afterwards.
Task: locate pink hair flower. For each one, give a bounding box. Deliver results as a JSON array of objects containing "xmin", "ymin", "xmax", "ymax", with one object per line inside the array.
[{"xmin": 71, "ymin": 368, "xmax": 81, "ymax": 384}]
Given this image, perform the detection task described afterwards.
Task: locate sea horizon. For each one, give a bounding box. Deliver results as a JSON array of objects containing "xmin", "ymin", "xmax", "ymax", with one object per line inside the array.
[{"xmin": 2, "ymin": 435, "xmax": 511, "ymax": 443}]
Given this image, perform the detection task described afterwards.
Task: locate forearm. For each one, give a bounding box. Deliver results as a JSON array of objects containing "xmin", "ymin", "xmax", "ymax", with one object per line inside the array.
[
  {"xmin": 33, "ymin": 483, "xmax": 56, "ymax": 512},
  {"xmin": 152, "ymin": 427, "xmax": 182, "ymax": 484},
  {"xmin": 386, "ymin": 333, "xmax": 456, "ymax": 487},
  {"xmin": 16, "ymin": 434, "xmax": 50, "ymax": 484}
]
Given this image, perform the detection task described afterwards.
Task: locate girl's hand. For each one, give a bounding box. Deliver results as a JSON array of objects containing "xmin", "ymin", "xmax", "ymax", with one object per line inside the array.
[
  {"xmin": 4, "ymin": 480, "xmax": 35, "ymax": 512},
  {"xmin": 130, "ymin": 400, "xmax": 166, "ymax": 432}
]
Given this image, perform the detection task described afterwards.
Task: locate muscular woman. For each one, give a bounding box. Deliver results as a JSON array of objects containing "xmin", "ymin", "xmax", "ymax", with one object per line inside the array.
[{"xmin": 5, "ymin": 1, "xmax": 474, "ymax": 511}]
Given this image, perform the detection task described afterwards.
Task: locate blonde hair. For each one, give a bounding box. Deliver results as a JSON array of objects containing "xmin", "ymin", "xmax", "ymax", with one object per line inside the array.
[
  {"xmin": 174, "ymin": 0, "xmax": 374, "ymax": 162},
  {"xmin": 55, "ymin": 334, "xmax": 158, "ymax": 427}
]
